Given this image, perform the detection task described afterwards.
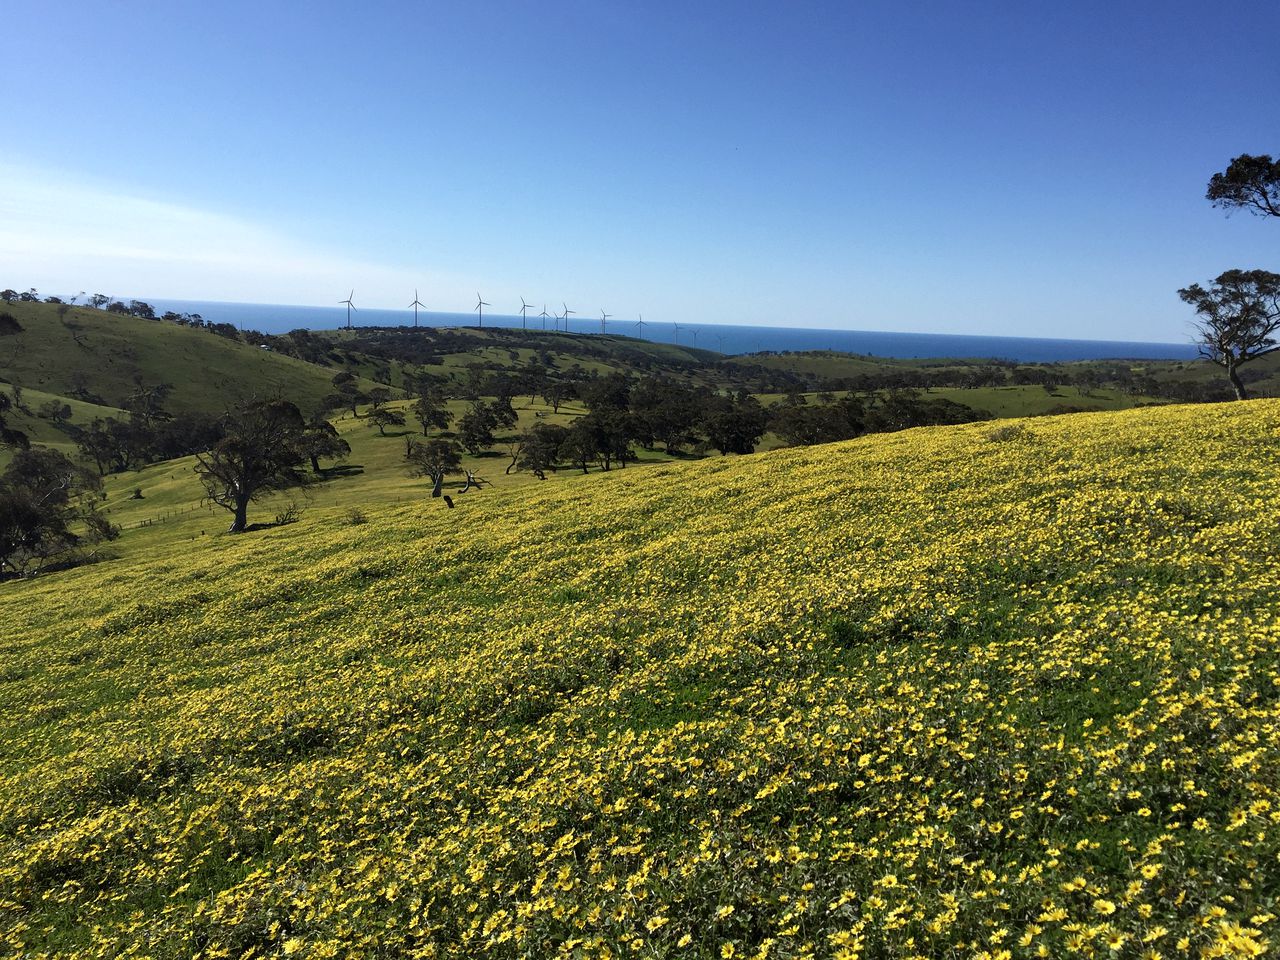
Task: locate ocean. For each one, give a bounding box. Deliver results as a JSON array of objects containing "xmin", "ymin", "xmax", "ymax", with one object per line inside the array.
[{"xmin": 141, "ymin": 298, "xmax": 1200, "ymax": 364}]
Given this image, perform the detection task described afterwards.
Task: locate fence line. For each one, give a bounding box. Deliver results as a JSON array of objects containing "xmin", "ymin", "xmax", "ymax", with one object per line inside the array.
[{"xmin": 122, "ymin": 501, "xmax": 215, "ymax": 530}]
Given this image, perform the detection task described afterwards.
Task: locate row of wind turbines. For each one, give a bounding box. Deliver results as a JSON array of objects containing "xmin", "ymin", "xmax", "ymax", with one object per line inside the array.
[{"xmin": 339, "ymin": 290, "xmax": 710, "ymax": 346}]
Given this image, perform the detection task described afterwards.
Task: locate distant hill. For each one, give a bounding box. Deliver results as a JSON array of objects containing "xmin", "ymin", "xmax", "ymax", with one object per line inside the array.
[
  {"xmin": 3, "ymin": 400, "xmax": 1280, "ymax": 955},
  {"xmin": 0, "ymin": 302, "xmax": 382, "ymax": 415}
]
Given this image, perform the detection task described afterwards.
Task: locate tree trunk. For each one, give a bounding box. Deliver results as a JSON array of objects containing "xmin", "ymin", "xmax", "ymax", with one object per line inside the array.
[
  {"xmin": 310, "ymin": 455, "xmax": 321, "ymax": 472},
  {"xmin": 229, "ymin": 496, "xmax": 249, "ymax": 533},
  {"xmin": 1228, "ymin": 365, "xmax": 1248, "ymax": 400},
  {"xmin": 431, "ymin": 473, "xmax": 443, "ymax": 498}
]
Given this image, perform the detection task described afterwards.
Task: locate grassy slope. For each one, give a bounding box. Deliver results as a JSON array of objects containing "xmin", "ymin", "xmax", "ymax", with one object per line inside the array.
[
  {"xmin": 0, "ymin": 386, "xmax": 126, "ymax": 458},
  {"xmin": 755, "ymin": 385, "xmax": 1157, "ymax": 420},
  {"xmin": 89, "ymin": 395, "xmax": 689, "ymax": 558},
  {"xmin": 3, "ymin": 401, "xmax": 1280, "ymax": 957},
  {"xmin": 736, "ymin": 348, "xmax": 1280, "ymax": 398},
  {"xmin": 0, "ymin": 303, "xmax": 382, "ymax": 415}
]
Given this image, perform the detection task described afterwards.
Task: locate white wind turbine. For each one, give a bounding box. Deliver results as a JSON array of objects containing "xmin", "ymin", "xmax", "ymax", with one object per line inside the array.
[
  {"xmin": 409, "ymin": 289, "xmax": 426, "ymax": 328},
  {"xmin": 519, "ymin": 297, "xmax": 534, "ymax": 330},
  {"xmin": 340, "ymin": 290, "xmax": 357, "ymax": 330},
  {"xmin": 634, "ymin": 314, "xmax": 646, "ymax": 340},
  {"xmin": 599, "ymin": 308, "xmax": 612, "ymax": 334},
  {"xmin": 474, "ymin": 292, "xmax": 490, "ymax": 329}
]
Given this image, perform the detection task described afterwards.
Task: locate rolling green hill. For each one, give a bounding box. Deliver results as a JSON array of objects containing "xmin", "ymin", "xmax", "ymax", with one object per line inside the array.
[
  {"xmin": 0, "ymin": 302, "xmax": 384, "ymax": 416},
  {"xmin": 3, "ymin": 400, "xmax": 1279, "ymax": 957}
]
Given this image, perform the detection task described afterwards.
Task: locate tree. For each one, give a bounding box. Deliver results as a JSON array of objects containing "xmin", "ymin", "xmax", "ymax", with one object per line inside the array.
[
  {"xmin": 0, "ymin": 393, "xmax": 29, "ymax": 450},
  {"xmin": 457, "ymin": 402, "xmax": 496, "ymax": 455},
  {"xmin": 488, "ymin": 395, "xmax": 518, "ymax": 429},
  {"xmin": 405, "ymin": 438, "xmax": 462, "ymax": 497},
  {"xmin": 329, "ymin": 372, "xmax": 367, "ymax": 418},
  {"xmin": 194, "ymin": 399, "xmax": 310, "ymax": 532},
  {"xmin": 74, "ymin": 417, "xmax": 140, "ymax": 474},
  {"xmin": 510, "ymin": 422, "xmax": 567, "ymax": 478},
  {"xmin": 366, "ymin": 386, "xmax": 392, "ymax": 411},
  {"xmin": 367, "ymin": 407, "xmax": 406, "ymax": 436},
  {"xmin": 0, "ymin": 447, "xmax": 112, "ymax": 576},
  {"xmin": 300, "ymin": 418, "xmax": 350, "ymax": 473},
  {"xmin": 123, "ymin": 380, "xmax": 173, "ymax": 427},
  {"xmin": 701, "ymin": 392, "xmax": 770, "ymax": 455},
  {"xmin": 0, "ymin": 290, "xmax": 15, "ymax": 304},
  {"xmin": 88, "ymin": 294, "xmax": 109, "ymax": 309},
  {"xmin": 541, "ymin": 381, "xmax": 574, "ymax": 414},
  {"xmin": 559, "ymin": 418, "xmax": 601, "ymax": 474},
  {"xmin": 1178, "ymin": 269, "xmax": 1280, "ymax": 400},
  {"xmin": 413, "ymin": 392, "xmax": 453, "ymax": 434},
  {"xmin": 37, "ymin": 400, "xmax": 73, "ymax": 425},
  {"xmin": 1207, "ymin": 154, "xmax": 1280, "ymax": 219},
  {"xmin": 579, "ymin": 372, "xmax": 631, "ymax": 412}
]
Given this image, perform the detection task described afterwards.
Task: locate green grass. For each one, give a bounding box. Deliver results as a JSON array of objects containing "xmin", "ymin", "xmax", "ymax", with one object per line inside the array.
[
  {"xmin": 0, "ymin": 302, "xmax": 384, "ymax": 415},
  {"xmin": 88, "ymin": 395, "xmax": 690, "ymax": 558},
  {"xmin": 0, "ymin": 384, "xmax": 126, "ymax": 460},
  {"xmin": 3, "ymin": 401, "xmax": 1280, "ymax": 957}
]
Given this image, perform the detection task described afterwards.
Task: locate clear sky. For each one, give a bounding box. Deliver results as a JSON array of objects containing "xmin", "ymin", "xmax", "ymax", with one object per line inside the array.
[{"xmin": 2, "ymin": 1, "xmax": 1277, "ymax": 340}]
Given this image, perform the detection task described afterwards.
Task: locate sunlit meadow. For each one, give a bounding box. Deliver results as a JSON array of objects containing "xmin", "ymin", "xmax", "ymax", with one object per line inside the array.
[{"xmin": 2, "ymin": 401, "xmax": 1279, "ymax": 958}]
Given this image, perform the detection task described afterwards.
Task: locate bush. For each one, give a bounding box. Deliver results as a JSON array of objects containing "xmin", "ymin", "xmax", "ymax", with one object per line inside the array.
[
  {"xmin": 274, "ymin": 500, "xmax": 305, "ymax": 526},
  {"xmin": 343, "ymin": 506, "xmax": 368, "ymax": 526},
  {"xmin": 986, "ymin": 423, "xmax": 1033, "ymax": 443}
]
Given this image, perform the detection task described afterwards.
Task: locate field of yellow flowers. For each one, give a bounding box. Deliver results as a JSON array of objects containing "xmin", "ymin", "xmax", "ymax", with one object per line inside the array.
[{"xmin": 3, "ymin": 401, "xmax": 1280, "ymax": 959}]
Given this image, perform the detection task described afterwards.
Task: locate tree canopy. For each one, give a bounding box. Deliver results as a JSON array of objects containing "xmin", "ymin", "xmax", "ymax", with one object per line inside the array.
[
  {"xmin": 1206, "ymin": 153, "xmax": 1280, "ymax": 219},
  {"xmin": 194, "ymin": 399, "xmax": 311, "ymax": 532}
]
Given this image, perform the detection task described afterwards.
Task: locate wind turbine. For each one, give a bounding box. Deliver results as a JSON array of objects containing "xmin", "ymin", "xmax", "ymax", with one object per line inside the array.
[
  {"xmin": 691, "ymin": 328, "xmax": 699, "ymax": 347},
  {"xmin": 635, "ymin": 314, "xmax": 646, "ymax": 340},
  {"xmin": 340, "ymin": 290, "xmax": 357, "ymax": 330},
  {"xmin": 474, "ymin": 292, "xmax": 490, "ymax": 329},
  {"xmin": 538, "ymin": 305, "xmax": 550, "ymax": 330},
  {"xmin": 599, "ymin": 309, "xmax": 612, "ymax": 334},
  {"xmin": 408, "ymin": 289, "xmax": 426, "ymax": 328},
  {"xmin": 562, "ymin": 302, "xmax": 576, "ymax": 333},
  {"xmin": 519, "ymin": 297, "xmax": 534, "ymax": 330},
  {"xmin": 671, "ymin": 322, "xmax": 681, "ymax": 344}
]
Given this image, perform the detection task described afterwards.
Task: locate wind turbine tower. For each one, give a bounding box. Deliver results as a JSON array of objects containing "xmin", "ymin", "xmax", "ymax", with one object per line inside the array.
[
  {"xmin": 409, "ymin": 290, "xmax": 426, "ymax": 328},
  {"xmin": 635, "ymin": 314, "xmax": 646, "ymax": 340},
  {"xmin": 561, "ymin": 302, "xmax": 576, "ymax": 333},
  {"xmin": 519, "ymin": 297, "xmax": 534, "ymax": 330},
  {"xmin": 474, "ymin": 292, "xmax": 490, "ymax": 329},
  {"xmin": 599, "ymin": 309, "xmax": 611, "ymax": 334},
  {"xmin": 340, "ymin": 290, "xmax": 357, "ymax": 330},
  {"xmin": 538, "ymin": 305, "xmax": 550, "ymax": 330}
]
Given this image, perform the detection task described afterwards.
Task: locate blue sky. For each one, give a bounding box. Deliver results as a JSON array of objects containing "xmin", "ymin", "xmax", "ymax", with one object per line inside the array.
[{"xmin": 2, "ymin": 1, "xmax": 1277, "ymax": 340}]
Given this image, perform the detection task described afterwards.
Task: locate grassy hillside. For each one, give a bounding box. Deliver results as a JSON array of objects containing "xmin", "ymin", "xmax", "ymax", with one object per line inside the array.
[
  {"xmin": 0, "ymin": 384, "xmax": 126, "ymax": 458},
  {"xmin": 86, "ymin": 395, "xmax": 688, "ymax": 559},
  {"xmin": 3, "ymin": 402, "xmax": 1280, "ymax": 957},
  {"xmin": 0, "ymin": 302, "xmax": 382, "ymax": 415}
]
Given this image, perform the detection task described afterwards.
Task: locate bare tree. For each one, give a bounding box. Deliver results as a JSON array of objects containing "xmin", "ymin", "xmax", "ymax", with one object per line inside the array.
[{"xmin": 1178, "ymin": 269, "xmax": 1280, "ymax": 400}]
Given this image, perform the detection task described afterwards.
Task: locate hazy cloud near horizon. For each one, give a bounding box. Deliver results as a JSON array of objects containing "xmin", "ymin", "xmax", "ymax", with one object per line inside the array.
[{"xmin": 0, "ymin": 163, "xmax": 480, "ymax": 307}]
